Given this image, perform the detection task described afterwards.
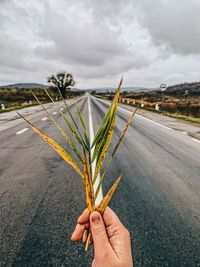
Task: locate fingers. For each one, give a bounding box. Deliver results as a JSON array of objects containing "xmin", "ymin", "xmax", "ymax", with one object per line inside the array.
[
  {"xmin": 71, "ymin": 223, "xmax": 85, "ymax": 241},
  {"xmin": 77, "ymin": 208, "xmax": 89, "ymax": 224},
  {"xmin": 103, "ymin": 206, "xmax": 124, "ymax": 228},
  {"xmin": 71, "ymin": 209, "xmax": 90, "ymax": 241},
  {"xmin": 82, "ymin": 229, "xmax": 88, "ymax": 243},
  {"xmin": 90, "ymin": 211, "xmax": 112, "ymax": 257},
  {"xmin": 71, "ymin": 206, "xmax": 124, "ymax": 243}
]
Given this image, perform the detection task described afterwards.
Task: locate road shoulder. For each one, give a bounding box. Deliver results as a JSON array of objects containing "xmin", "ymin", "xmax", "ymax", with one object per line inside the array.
[{"xmin": 119, "ymin": 102, "xmax": 200, "ymax": 141}]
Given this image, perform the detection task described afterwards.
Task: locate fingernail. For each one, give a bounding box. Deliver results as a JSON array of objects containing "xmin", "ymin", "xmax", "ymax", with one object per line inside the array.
[{"xmin": 91, "ymin": 212, "xmax": 100, "ymax": 224}]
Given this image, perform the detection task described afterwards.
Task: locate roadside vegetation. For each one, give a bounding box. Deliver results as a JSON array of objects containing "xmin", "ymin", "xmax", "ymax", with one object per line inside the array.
[
  {"xmin": 96, "ymin": 81, "xmax": 200, "ymax": 123},
  {"xmin": 0, "ymin": 72, "xmax": 83, "ymax": 113}
]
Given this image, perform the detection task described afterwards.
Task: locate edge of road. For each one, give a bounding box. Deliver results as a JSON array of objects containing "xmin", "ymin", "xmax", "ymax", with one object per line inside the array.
[{"xmin": 92, "ymin": 96, "xmax": 200, "ymax": 143}]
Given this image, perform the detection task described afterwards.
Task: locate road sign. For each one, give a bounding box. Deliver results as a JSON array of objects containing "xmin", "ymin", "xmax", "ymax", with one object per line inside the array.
[{"xmin": 160, "ymin": 84, "xmax": 167, "ymax": 92}]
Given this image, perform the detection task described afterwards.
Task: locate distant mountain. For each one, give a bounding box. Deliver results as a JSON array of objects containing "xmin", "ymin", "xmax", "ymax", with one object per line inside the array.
[
  {"xmin": 84, "ymin": 86, "xmax": 149, "ymax": 93},
  {"xmin": 166, "ymin": 82, "xmax": 200, "ymax": 95},
  {"xmin": 0, "ymin": 83, "xmax": 47, "ymax": 89}
]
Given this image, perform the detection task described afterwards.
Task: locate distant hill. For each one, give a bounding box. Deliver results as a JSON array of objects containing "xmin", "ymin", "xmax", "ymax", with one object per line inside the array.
[
  {"xmin": 166, "ymin": 82, "xmax": 200, "ymax": 95},
  {"xmin": 85, "ymin": 86, "xmax": 149, "ymax": 93},
  {"xmin": 0, "ymin": 83, "xmax": 47, "ymax": 89}
]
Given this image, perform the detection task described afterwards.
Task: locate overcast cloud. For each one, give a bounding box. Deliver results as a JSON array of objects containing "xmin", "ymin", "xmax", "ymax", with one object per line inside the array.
[{"xmin": 0, "ymin": 0, "xmax": 200, "ymax": 88}]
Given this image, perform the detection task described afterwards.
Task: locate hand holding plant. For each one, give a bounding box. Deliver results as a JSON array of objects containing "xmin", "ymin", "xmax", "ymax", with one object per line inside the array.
[
  {"xmin": 71, "ymin": 207, "xmax": 133, "ymax": 267},
  {"xmin": 17, "ymin": 78, "xmax": 137, "ymax": 252}
]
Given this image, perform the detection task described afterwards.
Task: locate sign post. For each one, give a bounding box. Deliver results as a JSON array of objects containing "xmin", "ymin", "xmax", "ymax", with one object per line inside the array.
[{"xmin": 159, "ymin": 84, "xmax": 167, "ymax": 103}]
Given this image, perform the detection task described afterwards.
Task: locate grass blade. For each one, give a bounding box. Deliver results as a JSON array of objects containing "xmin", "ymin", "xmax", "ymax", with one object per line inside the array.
[
  {"xmin": 17, "ymin": 112, "xmax": 84, "ymax": 179},
  {"xmin": 83, "ymin": 149, "xmax": 95, "ymax": 212},
  {"xmin": 96, "ymin": 175, "xmax": 122, "ymax": 213},
  {"xmin": 75, "ymin": 100, "xmax": 90, "ymax": 148},
  {"xmin": 43, "ymin": 88, "xmax": 89, "ymax": 151},
  {"xmin": 94, "ymin": 106, "xmax": 138, "ymax": 199},
  {"xmin": 56, "ymin": 88, "xmax": 90, "ymax": 152},
  {"xmin": 32, "ymin": 91, "xmax": 83, "ymax": 163},
  {"xmin": 85, "ymin": 174, "xmax": 122, "ymax": 251},
  {"xmin": 44, "ymin": 88, "xmax": 55, "ymax": 102},
  {"xmin": 92, "ymin": 78, "xmax": 122, "ymax": 184}
]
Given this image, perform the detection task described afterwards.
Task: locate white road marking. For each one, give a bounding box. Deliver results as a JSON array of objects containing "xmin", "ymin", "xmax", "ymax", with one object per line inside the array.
[
  {"xmin": 192, "ymin": 138, "xmax": 200, "ymax": 144},
  {"xmin": 60, "ymin": 108, "xmax": 64, "ymax": 111},
  {"xmin": 95, "ymin": 96, "xmax": 200, "ymax": 145},
  {"xmin": 16, "ymin": 128, "xmax": 28, "ymax": 135},
  {"xmin": 95, "ymin": 96, "xmax": 173, "ymax": 131},
  {"xmin": 41, "ymin": 117, "xmax": 48, "ymax": 121},
  {"xmin": 135, "ymin": 114, "xmax": 173, "ymax": 131},
  {"xmin": 88, "ymin": 95, "xmax": 103, "ymax": 205},
  {"xmin": 53, "ymin": 112, "xmax": 57, "ymax": 115}
]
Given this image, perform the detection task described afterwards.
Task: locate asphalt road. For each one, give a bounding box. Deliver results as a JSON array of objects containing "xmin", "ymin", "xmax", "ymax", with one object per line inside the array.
[{"xmin": 0, "ymin": 95, "xmax": 199, "ymax": 267}]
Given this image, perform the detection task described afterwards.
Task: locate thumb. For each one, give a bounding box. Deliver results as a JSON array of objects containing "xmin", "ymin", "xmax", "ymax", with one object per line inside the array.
[{"xmin": 90, "ymin": 211, "xmax": 111, "ymax": 256}]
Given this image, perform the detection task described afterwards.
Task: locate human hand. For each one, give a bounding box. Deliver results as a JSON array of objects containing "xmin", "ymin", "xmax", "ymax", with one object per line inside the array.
[{"xmin": 71, "ymin": 207, "xmax": 133, "ymax": 267}]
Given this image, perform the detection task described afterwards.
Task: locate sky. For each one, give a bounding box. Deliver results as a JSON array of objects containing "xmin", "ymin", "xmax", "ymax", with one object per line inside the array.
[{"xmin": 0, "ymin": 0, "xmax": 200, "ymax": 89}]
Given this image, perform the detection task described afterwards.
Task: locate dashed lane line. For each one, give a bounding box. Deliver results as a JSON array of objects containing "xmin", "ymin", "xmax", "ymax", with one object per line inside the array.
[
  {"xmin": 41, "ymin": 117, "xmax": 48, "ymax": 121},
  {"xmin": 16, "ymin": 128, "xmax": 28, "ymax": 135}
]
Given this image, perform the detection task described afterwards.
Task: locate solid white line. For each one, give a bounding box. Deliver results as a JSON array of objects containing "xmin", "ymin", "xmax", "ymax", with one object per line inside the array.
[
  {"xmin": 16, "ymin": 128, "xmax": 28, "ymax": 135},
  {"xmin": 41, "ymin": 117, "xmax": 48, "ymax": 121},
  {"xmin": 53, "ymin": 111, "xmax": 57, "ymax": 115},
  {"xmin": 135, "ymin": 114, "xmax": 173, "ymax": 131},
  {"xmin": 88, "ymin": 95, "xmax": 103, "ymax": 205}
]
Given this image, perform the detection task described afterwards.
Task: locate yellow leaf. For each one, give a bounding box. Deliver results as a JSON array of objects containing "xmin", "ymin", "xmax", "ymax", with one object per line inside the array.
[
  {"xmin": 96, "ymin": 175, "xmax": 122, "ymax": 214},
  {"xmin": 17, "ymin": 112, "xmax": 84, "ymax": 180},
  {"xmin": 92, "ymin": 78, "xmax": 122, "ymax": 184},
  {"xmin": 83, "ymin": 150, "xmax": 95, "ymax": 213}
]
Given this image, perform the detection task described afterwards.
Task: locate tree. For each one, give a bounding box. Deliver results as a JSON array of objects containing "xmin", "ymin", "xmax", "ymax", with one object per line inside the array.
[{"xmin": 47, "ymin": 72, "xmax": 75, "ymax": 98}]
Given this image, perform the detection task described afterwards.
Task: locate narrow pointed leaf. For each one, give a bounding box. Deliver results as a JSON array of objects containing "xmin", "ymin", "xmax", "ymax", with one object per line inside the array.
[
  {"xmin": 92, "ymin": 79, "xmax": 122, "ymax": 184},
  {"xmin": 111, "ymin": 106, "xmax": 138, "ymax": 157},
  {"xmin": 44, "ymin": 88, "xmax": 55, "ymax": 102},
  {"xmin": 32, "ymin": 91, "xmax": 83, "ymax": 163},
  {"xmin": 94, "ymin": 106, "xmax": 137, "ymax": 198},
  {"xmin": 44, "ymin": 88, "xmax": 87, "ymax": 151},
  {"xmin": 57, "ymin": 88, "xmax": 89, "ymax": 151},
  {"xmin": 96, "ymin": 175, "xmax": 122, "ymax": 214},
  {"xmin": 86, "ymin": 175, "xmax": 122, "ymax": 251},
  {"xmin": 92, "ymin": 77, "xmax": 122, "ymax": 149},
  {"xmin": 17, "ymin": 112, "xmax": 84, "ymax": 179},
  {"xmin": 83, "ymin": 150, "xmax": 95, "ymax": 212},
  {"xmin": 61, "ymin": 111, "xmax": 85, "ymax": 147},
  {"xmin": 75, "ymin": 100, "xmax": 90, "ymax": 148}
]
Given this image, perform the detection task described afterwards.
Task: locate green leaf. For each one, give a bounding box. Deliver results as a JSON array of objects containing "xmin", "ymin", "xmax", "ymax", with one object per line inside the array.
[
  {"xmin": 32, "ymin": 91, "xmax": 83, "ymax": 163},
  {"xmin": 92, "ymin": 78, "xmax": 122, "ymax": 184},
  {"xmin": 95, "ymin": 106, "xmax": 137, "ymax": 199}
]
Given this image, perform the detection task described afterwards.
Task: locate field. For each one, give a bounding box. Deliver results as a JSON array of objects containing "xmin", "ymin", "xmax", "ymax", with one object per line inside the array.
[
  {"xmin": 0, "ymin": 88, "xmax": 83, "ymax": 113},
  {"xmin": 97, "ymin": 87, "xmax": 200, "ymax": 123}
]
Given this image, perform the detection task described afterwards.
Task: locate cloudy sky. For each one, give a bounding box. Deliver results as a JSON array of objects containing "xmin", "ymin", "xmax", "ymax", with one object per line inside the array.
[{"xmin": 0, "ymin": 0, "xmax": 200, "ymax": 89}]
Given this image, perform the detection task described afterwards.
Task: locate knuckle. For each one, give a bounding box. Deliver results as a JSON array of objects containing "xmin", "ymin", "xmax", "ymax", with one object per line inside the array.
[{"xmin": 94, "ymin": 226, "xmax": 106, "ymax": 237}]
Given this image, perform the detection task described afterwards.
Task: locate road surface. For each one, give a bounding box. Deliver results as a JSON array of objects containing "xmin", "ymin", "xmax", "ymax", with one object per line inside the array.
[{"xmin": 0, "ymin": 95, "xmax": 199, "ymax": 267}]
